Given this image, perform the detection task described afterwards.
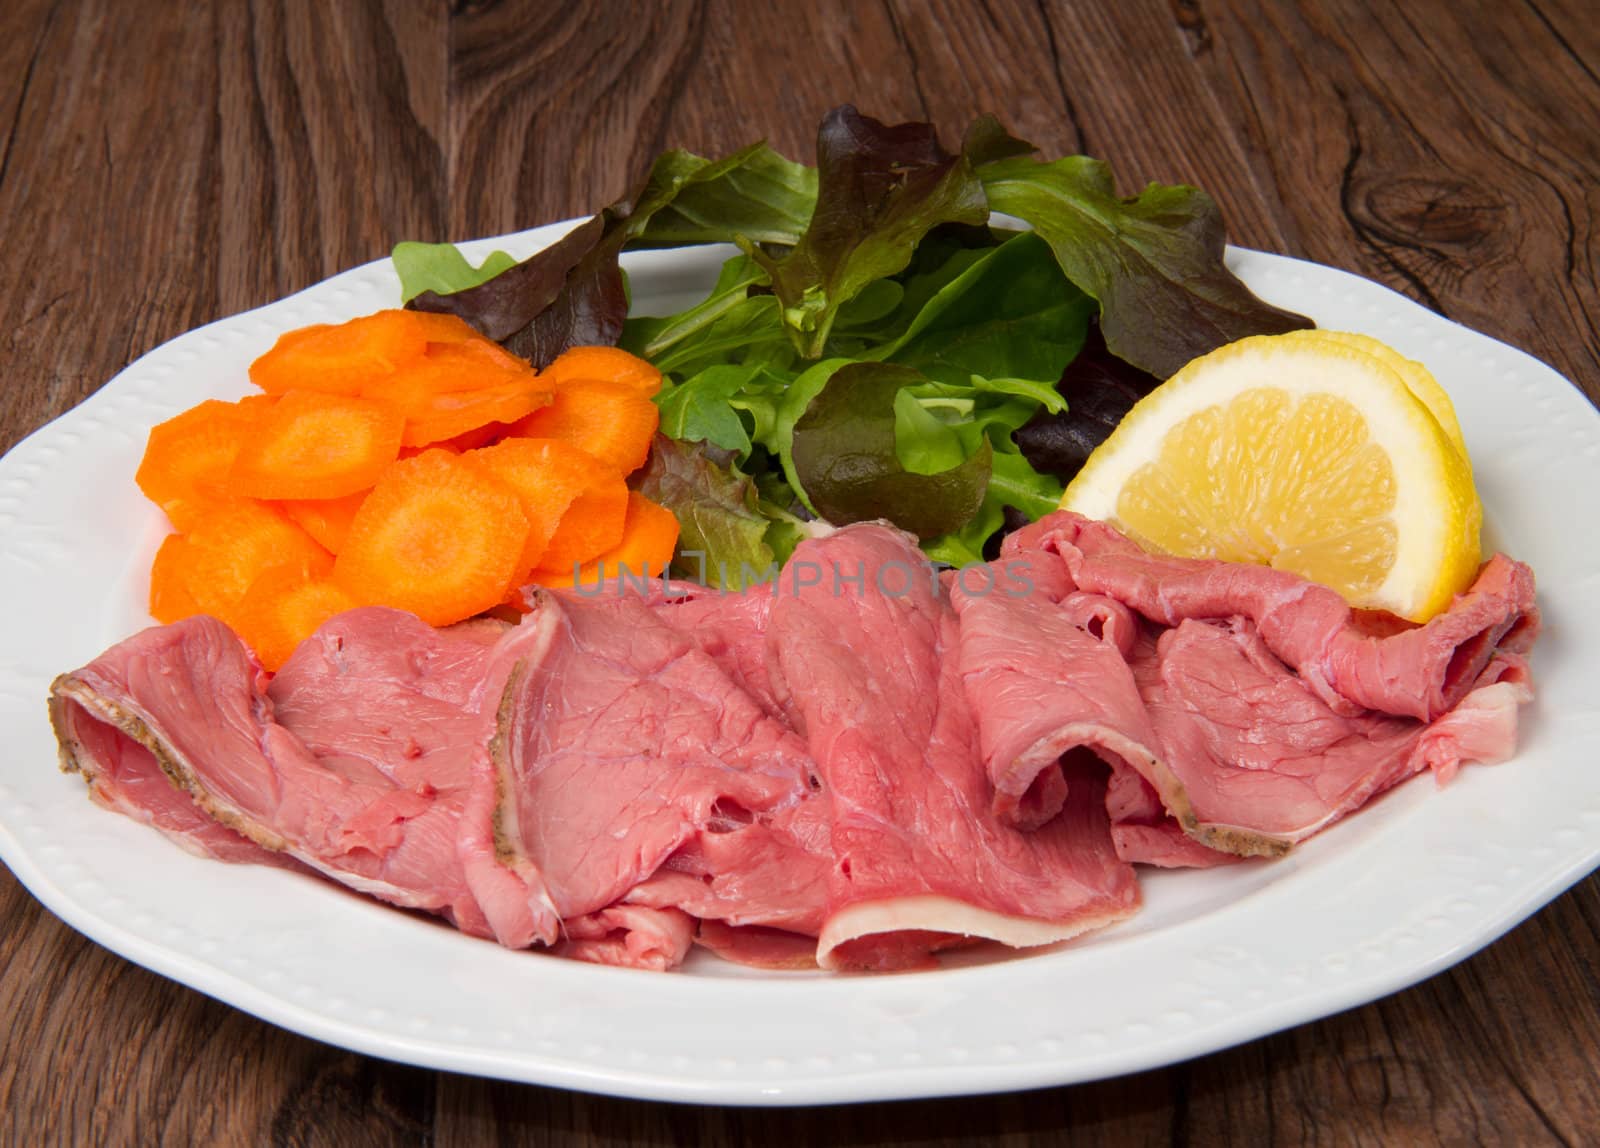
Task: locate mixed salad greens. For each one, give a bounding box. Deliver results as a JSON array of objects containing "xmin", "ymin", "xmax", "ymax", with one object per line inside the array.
[{"xmin": 396, "ymin": 106, "xmax": 1310, "ymax": 584}]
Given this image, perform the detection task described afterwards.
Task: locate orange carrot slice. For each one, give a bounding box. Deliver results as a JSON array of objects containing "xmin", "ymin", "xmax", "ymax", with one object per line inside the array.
[
  {"xmin": 182, "ymin": 502, "xmax": 333, "ymax": 622},
  {"xmin": 530, "ymin": 476, "xmax": 629, "ymax": 576},
  {"xmin": 333, "ymin": 449, "xmax": 529, "ymax": 626},
  {"xmin": 279, "ymin": 490, "xmax": 368, "ymax": 553},
  {"xmin": 136, "ymin": 399, "xmax": 260, "ymax": 530},
  {"xmin": 149, "ymin": 534, "xmax": 203, "ymax": 624},
  {"xmin": 229, "ymin": 390, "xmax": 404, "ymax": 500},
  {"xmin": 509, "ymin": 379, "xmax": 659, "ymax": 475},
  {"xmin": 535, "ymin": 493, "xmax": 680, "ymax": 587},
  {"xmin": 364, "ymin": 341, "xmax": 530, "ymax": 403},
  {"xmin": 540, "ymin": 345, "xmax": 662, "ymax": 398},
  {"xmin": 232, "ymin": 566, "xmax": 358, "ymax": 671},
  {"xmin": 462, "ymin": 438, "xmax": 619, "ymax": 579},
  {"xmin": 249, "ymin": 310, "xmax": 428, "ymax": 396},
  {"xmin": 400, "ymin": 375, "xmax": 552, "ymax": 448}
]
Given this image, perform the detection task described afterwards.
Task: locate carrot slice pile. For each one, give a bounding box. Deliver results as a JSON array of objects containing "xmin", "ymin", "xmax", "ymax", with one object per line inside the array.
[
  {"xmin": 136, "ymin": 399, "xmax": 258, "ymax": 530},
  {"xmin": 333, "ymin": 449, "xmax": 529, "ymax": 626},
  {"xmin": 464, "ymin": 438, "xmax": 620, "ymax": 581},
  {"xmin": 177, "ymin": 502, "xmax": 333, "ymax": 623},
  {"xmin": 399, "ymin": 375, "xmax": 551, "ymax": 448},
  {"xmin": 230, "ymin": 390, "xmax": 404, "ymax": 500},
  {"xmin": 139, "ymin": 319, "xmax": 684, "ymax": 667},
  {"xmin": 249, "ymin": 310, "xmax": 428, "ymax": 395},
  {"xmin": 511, "ymin": 379, "xmax": 659, "ymax": 475},
  {"xmin": 540, "ymin": 345, "xmax": 663, "ymax": 398}
]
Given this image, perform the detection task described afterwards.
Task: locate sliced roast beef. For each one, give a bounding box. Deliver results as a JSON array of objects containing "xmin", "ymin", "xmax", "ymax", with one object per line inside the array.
[
  {"xmin": 645, "ymin": 581, "xmax": 785, "ymax": 717},
  {"xmin": 1005, "ymin": 512, "xmax": 1538, "ymax": 721},
  {"xmin": 768, "ymin": 524, "xmax": 1140, "ymax": 971},
  {"xmin": 481, "ymin": 589, "xmax": 828, "ymax": 951},
  {"xmin": 49, "ymin": 612, "xmax": 506, "ymax": 932},
  {"xmin": 949, "ymin": 549, "xmax": 1163, "ymax": 830},
  {"xmin": 557, "ymin": 904, "xmax": 696, "ymax": 971},
  {"xmin": 52, "ymin": 693, "xmax": 298, "ymax": 869}
]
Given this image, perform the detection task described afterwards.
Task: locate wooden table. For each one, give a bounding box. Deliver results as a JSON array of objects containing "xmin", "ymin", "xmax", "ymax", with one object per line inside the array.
[{"xmin": 3, "ymin": 1, "xmax": 1596, "ymax": 1142}]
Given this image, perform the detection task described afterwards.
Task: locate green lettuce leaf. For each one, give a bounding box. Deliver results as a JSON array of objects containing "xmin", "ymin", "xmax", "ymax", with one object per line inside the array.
[
  {"xmin": 979, "ymin": 153, "xmax": 1312, "ymax": 378},
  {"xmin": 392, "ymin": 243, "xmax": 517, "ymax": 303},
  {"xmin": 631, "ymin": 142, "xmax": 818, "ymax": 248},
  {"xmin": 633, "ymin": 435, "xmax": 776, "ymax": 589},
  {"xmin": 868, "ymin": 230, "xmax": 1093, "ymax": 387},
  {"xmin": 654, "ymin": 362, "xmax": 792, "ymax": 456},
  {"xmin": 748, "ymin": 106, "xmax": 991, "ymax": 359},
  {"xmin": 788, "ymin": 362, "xmax": 991, "ymax": 539}
]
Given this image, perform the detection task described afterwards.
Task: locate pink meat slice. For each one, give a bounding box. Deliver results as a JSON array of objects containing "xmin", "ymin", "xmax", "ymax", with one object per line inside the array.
[
  {"xmin": 52, "ymin": 695, "xmax": 298, "ymax": 869},
  {"xmin": 950, "ymin": 549, "xmax": 1163, "ymax": 830},
  {"xmin": 481, "ymin": 588, "xmax": 828, "ymax": 958},
  {"xmin": 1139, "ymin": 616, "xmax": 1534, "ymax": 852},
  {"xmin": 768, "ymin": 524, "xmax": 1141, "ymax": 971},
  {"xmin": 646, "ymin": 581, "xmax": 785, "ymax": 717},
  {"xmin": 48, "ymin": 611, "xmax": 507, "ymax": 932},
  {"xmin": 1006, "ymin": 512, "xmax": 1538, "ymax": 721},
  {"xmin": 557, "ymin": 904, "xmax": 696, "ymax": 971}
]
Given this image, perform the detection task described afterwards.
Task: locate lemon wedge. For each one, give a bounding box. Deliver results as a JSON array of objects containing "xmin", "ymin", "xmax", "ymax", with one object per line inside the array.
[
  {"xmin": 1061, "ymin": 333, "xmax": 1482, "ymax": 622},
  {"xmin": 1276, "ymin": 329, "xmax": 1469, "ymax": 460}
]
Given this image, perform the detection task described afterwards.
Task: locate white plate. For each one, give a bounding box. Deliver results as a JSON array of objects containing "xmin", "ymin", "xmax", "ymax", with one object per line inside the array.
[{"xmin": 2, "ymin": 222, "xmax": 1597, "ymax": 1106}]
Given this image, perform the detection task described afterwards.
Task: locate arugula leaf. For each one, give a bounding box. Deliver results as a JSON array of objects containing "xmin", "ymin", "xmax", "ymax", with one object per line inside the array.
[
  {"xmin": 748, "ymin": 106, "xmax": 991, "ymax": 359},
  {"xmin": 392, "ymin": 243, "xmax": 517, "ymax": 303},
  {"xmin": 654, "ymin": 363, "xmax": 791, "ymax": 456},
  {"xmin": 621, "ymin": 254, "xmax": 768, "ymax": 362},
  {"xmin": 788, "ymin": 362, "xmax": 991, "ymax": 539},
  {"xmin": 633, "ymin": 435, "xmax": 778, "ymax": 589},
  {"xmin": 978, "ymin": 154, "xmax": 1313, "ymax": 378}
]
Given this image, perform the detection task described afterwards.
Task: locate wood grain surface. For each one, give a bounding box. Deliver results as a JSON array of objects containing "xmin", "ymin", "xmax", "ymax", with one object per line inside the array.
[{"xmin": 2, "ymin": 1, "xmax": 1596, "ymax": 1143}]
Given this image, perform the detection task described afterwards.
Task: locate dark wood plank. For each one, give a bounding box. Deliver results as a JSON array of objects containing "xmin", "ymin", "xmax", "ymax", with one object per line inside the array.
[{"xmin": 1192, "ymin": 0, "xmax": 1600, "ymax": 390}]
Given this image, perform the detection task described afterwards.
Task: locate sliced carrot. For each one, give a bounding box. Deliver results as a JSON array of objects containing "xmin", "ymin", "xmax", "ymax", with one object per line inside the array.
[
  {"xmin": 462, "ymin": 438, "xmax": 618, "ymax": 579},
  {"xmin": 232, "ymin": 566, "xmax": 359, "ymax": 672},
  {"xmin": 229, "ymin": 390, "xmax": 404, "ymax": 500},
  {"xmin": 441, "ymin": 420, "xmax": 513, "ymax": 453},
  {"xmin": 530, "ymin": 476, "xmax": 629, "ymax": 576},
  {"xmin": 534, "ymin": 493, "xmax": 680, "ymax": 587},
  {"xmin": 363, "ymin": 341, "xmax": 529, "ymax": 403},
  {"xmin": 149, "ymin": 534, "xmax": 203, "ymax": 624},
  {"xmin": 249, "ymin": 310, "xmax": 429, "ymax": 396},
  {"xmin": 183, "ymin": 502, "xmax": 333, "ymax": 622},
  {"xmin": 279, "ymin": 490, "xmax": 369, "ymax": 553},
  {"xmin": 333, "ymin": 449, "xmax": 529, "ymax": 626},
  {"xmin": 508, "ymin": 379, "xmax": 659, "ymax": 475},
  {"xmin": 136, "ymin": 399, "xmax": 261, "ymax": 530},
  {"xmin": 400, "ymin": 375, "xmax": 552, "ymax": 448},
  {"xmin": 540, "ymin": 345, "xmax": 662, "ymax": 398}
]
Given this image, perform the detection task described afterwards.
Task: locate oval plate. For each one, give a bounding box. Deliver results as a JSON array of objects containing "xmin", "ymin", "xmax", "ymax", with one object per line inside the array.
[{"xmin": 2, "ymin": 222, "xmax": 1597, "ymax": 1105}]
